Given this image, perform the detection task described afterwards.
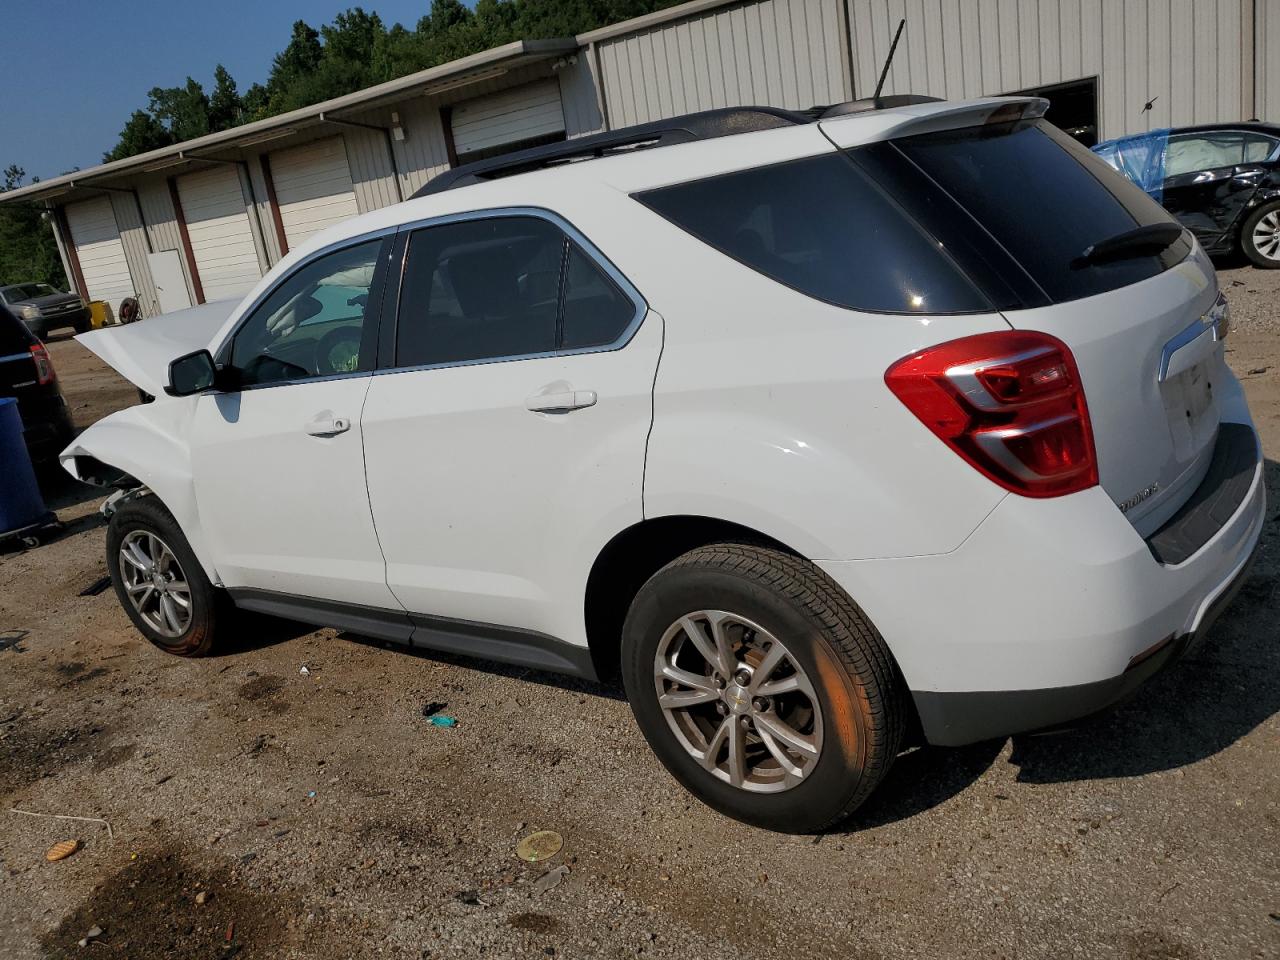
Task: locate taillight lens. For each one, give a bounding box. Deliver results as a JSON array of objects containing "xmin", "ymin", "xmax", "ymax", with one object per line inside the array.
[
  {"xmin": 30, "ymin": 342, "xmax": 56, "ymax": 386},
  {"xmin": 885, "ymin": 330, "xmax": 1098, "ymax": 498}
]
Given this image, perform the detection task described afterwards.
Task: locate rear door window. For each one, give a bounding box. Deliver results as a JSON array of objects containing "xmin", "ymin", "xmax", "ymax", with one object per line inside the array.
[
  {"xmin": 394, "ymin": 217, "xmax": 641, "ymax": 367},
  {"xmin": 890, "ymin": 119, "xmax": 1190, "ymax": 304}
]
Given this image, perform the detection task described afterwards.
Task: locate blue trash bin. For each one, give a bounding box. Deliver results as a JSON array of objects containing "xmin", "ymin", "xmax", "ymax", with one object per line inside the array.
[{"xmin": 0, "ymin": 397, "xmax": 53, "ymax": 539}]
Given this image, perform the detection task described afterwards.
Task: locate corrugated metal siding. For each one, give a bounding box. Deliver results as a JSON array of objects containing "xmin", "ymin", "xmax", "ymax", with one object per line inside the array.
[
  {"xmin": 849, "ymin": 0, "xmax": 1250, "ymax": 139},
  {"xmin": 247, "ymin": 156, "xmax": 285, "ymax": 266},
  {"xmin": 1260, "ymin": 0, "xmax": 1279, "ymax": 120},
  {"xmin": 596, "ymin": 0, "xmax": 850, "ymax": 127},
  {"xmin": 107, "ymin": 192, "xmax": 158, "ymax": 319},
  {"xmin": 340, "ymin": 109, "xmax": 403, "ymax": 212},
  {"xmin": 135, "ymin": 180, "xmax": 195, "ymax": 307},
  {"xmin": 559, "ymin": 58, "xmax": 607, "ymax": 136}
]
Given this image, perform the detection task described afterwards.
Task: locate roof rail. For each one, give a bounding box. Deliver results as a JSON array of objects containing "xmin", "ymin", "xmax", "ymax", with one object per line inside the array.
[
  {"xmin": 412, "ymin": 95, "xmax": 945, "ymax": 197},
  {"xmin": 413, "ymin": 106, "xmax": 808, "ymax": 197}
]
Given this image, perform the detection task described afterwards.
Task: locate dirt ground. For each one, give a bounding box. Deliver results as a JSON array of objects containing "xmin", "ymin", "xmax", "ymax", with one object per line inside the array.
[{"xmin": 2, "ymin": 262, "xmax": 1278, "ymax": 960}]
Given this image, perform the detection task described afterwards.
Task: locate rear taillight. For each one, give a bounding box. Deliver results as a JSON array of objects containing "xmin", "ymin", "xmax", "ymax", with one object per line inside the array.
[
  {"xmin": 30, "ymin": 342, "xmax": 56, "ymax": 386},
  {"xmin": 885, "ymin": 330, "xmax": 1097, "ymax": 498}
]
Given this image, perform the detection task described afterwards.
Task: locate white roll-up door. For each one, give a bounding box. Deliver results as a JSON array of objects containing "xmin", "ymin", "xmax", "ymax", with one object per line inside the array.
[
  {"xmin": 176, "ymin": 165, "xmax": 263, "ymax": 302},
  {"xmin": 451, "ymin": 80, "xmax": 566, "ymax": 157},
  {"xmin": 64, "ymin": 197, "xmax": 134, "ymax": 307},
  {"xmin": 270, "ymin": 138, "xmax": 360, "ymax": 248}
]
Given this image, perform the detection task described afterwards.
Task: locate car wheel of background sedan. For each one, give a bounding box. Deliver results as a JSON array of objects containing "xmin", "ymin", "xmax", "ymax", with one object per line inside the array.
[
  {"xmin": 621, "ymin": 543, "xmax": 905, "ymax": 833},
  {"xmin": 1241, "ymin": 201, "xmax": 1280, "ymax": 269},
  {"xmin": 106, "ymin": 496, "xmax": 227, "ymax": 657}
]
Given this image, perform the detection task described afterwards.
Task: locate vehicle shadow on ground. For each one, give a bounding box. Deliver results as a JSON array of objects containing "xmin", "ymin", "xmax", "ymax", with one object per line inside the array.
[{"xmin": 211, "ymin": 612, "xmax": 323, "ymax": 657}]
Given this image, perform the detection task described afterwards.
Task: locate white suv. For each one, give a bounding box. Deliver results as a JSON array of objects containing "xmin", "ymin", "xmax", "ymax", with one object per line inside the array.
[{"xmin": 67, "ymin": 97, "xmax": 1265, "ymax": 832}]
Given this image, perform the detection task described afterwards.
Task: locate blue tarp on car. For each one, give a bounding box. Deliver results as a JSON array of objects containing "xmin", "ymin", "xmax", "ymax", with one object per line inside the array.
[{"xmin": 1092, "ymin": 129, "xmax": 1172, "ymax": 201}]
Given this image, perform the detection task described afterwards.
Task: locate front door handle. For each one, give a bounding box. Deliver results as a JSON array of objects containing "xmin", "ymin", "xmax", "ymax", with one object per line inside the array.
[
  {"xmin": 525, "ymin": 390, "xmax": 597, "ymax": 414},
  {"xmin": 305, "ymin": 415, "xmax": 351, "ymax": 436}
]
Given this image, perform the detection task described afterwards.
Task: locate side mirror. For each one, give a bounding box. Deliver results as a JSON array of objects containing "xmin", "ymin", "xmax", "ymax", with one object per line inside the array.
[{"xmin": 165, "ymin": 349, "xmax": 218, "ymax": 397}]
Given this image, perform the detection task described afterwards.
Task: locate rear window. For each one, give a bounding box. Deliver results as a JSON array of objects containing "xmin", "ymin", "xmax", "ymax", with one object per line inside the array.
[
  {"xmin": 636, "ymin": 153, "xmax": 991, "ymax": 314},
  {"xmin": 891, "ymin": 120, "xmax": 1190, "ymax": 303}
]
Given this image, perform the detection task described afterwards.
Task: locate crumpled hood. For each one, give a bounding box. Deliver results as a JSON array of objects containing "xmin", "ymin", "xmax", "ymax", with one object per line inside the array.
[{"xmin": 75, "ymin": 299, "xmax": 238, "ymax": 396}]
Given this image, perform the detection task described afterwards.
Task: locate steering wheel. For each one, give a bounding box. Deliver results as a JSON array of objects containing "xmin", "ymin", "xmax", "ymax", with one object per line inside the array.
[{"xmin": 315, "ymin": 326, "xmax": 363, "ymax": 376}]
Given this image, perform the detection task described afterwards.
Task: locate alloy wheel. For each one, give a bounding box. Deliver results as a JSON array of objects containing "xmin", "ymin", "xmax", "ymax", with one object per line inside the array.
[
  {"xmin": 1253, "ymin": 210, "xmax": 1280, "ymax": 262},
  {"xmin": 118, "ymin": 530, "xmax": 192, "ymax": 639},
  {"xmin": 653, "ymin": 610, "xmax": 823, "ymax": 793}
]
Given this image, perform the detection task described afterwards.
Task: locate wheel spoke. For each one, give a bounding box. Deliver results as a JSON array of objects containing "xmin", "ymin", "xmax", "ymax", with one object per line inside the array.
[
  {"xmin": 121, "ymin": 542, "xmax": 151, "ymax": 573},
  {"xmin": 701, "ymin": 716, "xmax": 731, "ymax": 771},
  {"xmin": 756, "ymin": 674, "xmax": 800, "ymax": 697},
  {"xmin": 755, "ymin": 713, "xmax": 818, "ymax": 757},
  {"xmin": 659, "ymin": 687, "xmax": 719, "ymax": 709},
  {"xmin": 168, "ymin": 590, "xmax": 191, "ymax": 611},
  {"xmin": 134, "ymin": 585, "xmax": 155, "ymax": 609},
  {"xmin": 660, "ymin": 663, "xmax": 719, "ymax": 694},
  {"xmin": 680, "ymin": 616, "xmax": 730, "ymax": 676},
  {"xmin": 726, "ymin": 720, "xmax": 747, "ymax": 787},
  {"xmin": 705, "ymin": 612, "xmax": 738, "ymax": 678},
  {"xmin": 160, "ymin": 595, "xmax": 182, "ymax": 634},
  {"xmin": 147, "ymin": 534, "xmax": 162, "ymax": 564},
  {"xmin": 126, "ymin": 580, "xmax": 152, "ymax": 595},
  {"xmin": 756, "ymin": 723, "xmax": 804, "ymax": 778},
  {"xmin": 748, "ymin": 641, "xmax": 787, "ymax": 691}
]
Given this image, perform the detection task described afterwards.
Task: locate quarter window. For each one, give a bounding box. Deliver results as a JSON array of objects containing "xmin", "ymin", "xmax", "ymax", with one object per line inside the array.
[
  {"xmin": 394, "ymin": 216, "xmax": 638, "ymax": 367},
  {"xmin": 229, "ymin": 239, "xmax": 384, "ymax": 387}
]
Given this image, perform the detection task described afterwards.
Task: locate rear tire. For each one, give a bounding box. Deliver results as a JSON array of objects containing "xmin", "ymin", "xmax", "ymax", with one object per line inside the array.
[
  {"xmin": 1241, "ymin": 201, "xmax": 1280, "ymax": 268},
  {"xmin": 621, "ymin": 543, "xmax": 905, "ymax": 833},
  {"xmin": 106, "ymin": 496, "xmax": 226, "ymax": 657}
]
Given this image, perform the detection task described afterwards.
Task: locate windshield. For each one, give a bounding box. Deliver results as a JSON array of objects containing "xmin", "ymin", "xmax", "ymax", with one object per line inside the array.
[{"xmin": 2, "ymin": 283, "xmax": 58, "ymax": 302}]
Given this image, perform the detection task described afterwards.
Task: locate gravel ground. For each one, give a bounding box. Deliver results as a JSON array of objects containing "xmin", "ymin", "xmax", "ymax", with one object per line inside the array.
[{"xmin": 2, "ymin": 262, "xmax": 1278, "ymax": 960}]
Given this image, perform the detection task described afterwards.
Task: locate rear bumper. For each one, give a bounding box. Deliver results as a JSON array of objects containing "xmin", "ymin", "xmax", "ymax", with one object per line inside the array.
[
  {"xmin": 816, "ymin": 418, "xmax": 1266, "ymax": 747},
  {"xmin": 909, "ymin": 535, "xmax": 1258, "ymax": 745}
]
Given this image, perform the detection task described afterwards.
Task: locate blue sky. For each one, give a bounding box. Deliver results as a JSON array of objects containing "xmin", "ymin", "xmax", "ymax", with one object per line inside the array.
[{"xmin": 2, "ymin": 1, "xmax": 439, "ymax": 182}]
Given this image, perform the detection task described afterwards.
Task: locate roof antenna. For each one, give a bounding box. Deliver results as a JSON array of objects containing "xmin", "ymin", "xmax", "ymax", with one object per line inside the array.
[{"xmin": 872, "ymin": 18, "xmax": 907, "ymax": 108}]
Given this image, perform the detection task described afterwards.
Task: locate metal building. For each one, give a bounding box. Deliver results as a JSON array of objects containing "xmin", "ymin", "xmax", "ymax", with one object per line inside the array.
[{"xmin": 3, "ymin": 0, "xmax": 1276, "ymax": 318}]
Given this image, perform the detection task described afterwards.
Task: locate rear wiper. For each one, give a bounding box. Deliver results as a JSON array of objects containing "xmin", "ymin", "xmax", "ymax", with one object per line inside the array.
[{"xmin": 1071, "ymin": 222, "xmax": 1184, "ymax": 269}]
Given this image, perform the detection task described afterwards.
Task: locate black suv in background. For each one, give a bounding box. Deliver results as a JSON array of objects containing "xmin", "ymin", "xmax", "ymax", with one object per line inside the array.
[
  {"xmin": 1, "ymin": 304, "xmax": 73, "ymax": 464},
  {"xmin": 0, "ymin": 282, "xmax": 91, "ymax": 338}
]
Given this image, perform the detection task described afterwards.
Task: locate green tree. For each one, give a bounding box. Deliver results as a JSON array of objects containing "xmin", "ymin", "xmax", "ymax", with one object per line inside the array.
[
  {"xmin": 148, "ymin": 77, "xmax": 212, "ymax": 142},
  {"xmin": 103, "ymin": 109, "xmax": 174, "ymax": 163},
  {"xmin": 208, "ymin": 64, "xmax": 243, "ymax": 131},
  {"xmin": 0, "ymin": 166, "xmax": 67, "ymax": 288}
]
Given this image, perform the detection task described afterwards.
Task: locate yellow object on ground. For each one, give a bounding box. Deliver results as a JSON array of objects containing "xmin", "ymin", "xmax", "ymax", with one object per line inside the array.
[{"xmin": 89, "ymin": 301, "xmax": 109, "ymax": 328}]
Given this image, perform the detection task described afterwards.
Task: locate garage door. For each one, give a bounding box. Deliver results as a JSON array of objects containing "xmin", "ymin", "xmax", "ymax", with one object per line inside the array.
[
  {"xmin": 451, "ymin": 80, "xmax": 566, "ymax": 159},
  {"xmin": 64, "ymin": 197, "xmax": 134, "ymax": 307},
  {"xmin": 176, "ymin": 165, "xmax": 263, "ymax": 302},
  {"xmin": 270, "ymin": 138, "xmax": 360, "ymax": 248}
]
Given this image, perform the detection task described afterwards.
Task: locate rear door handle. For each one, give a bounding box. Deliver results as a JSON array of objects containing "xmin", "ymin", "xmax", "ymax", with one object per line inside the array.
[
  {"xmin": 524, "ymin": 390, "xmax": 597, "ymax": 413},
  {"xmin": 305, "ymin": 415, "xmax": 351, "ymax": 436}
]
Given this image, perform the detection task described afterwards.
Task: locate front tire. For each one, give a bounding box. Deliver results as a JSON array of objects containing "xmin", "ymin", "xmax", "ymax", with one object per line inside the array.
[
  {"xmin": 1241, "ymin": 201, "xmax": 1280, "ymax": 268},
  {"xmin": 621, "ymin": 543, "xmax": 905, "ymax": 833},
  {"xmin": 106, "ymin": 496, "xmax": 226, "ymax": 657}
]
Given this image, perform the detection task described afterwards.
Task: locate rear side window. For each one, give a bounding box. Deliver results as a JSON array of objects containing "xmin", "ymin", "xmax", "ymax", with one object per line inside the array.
[
  {"xmin": 891, "ymin": 120, "xmax": 1189, "ymax": 303},
  {"xmin": 636, "ymin": 154, "xmax": 990, "ymax": 314},
  {"xmin": 395, "ymin": 217, "xmax": 639, "ymax": 367}
]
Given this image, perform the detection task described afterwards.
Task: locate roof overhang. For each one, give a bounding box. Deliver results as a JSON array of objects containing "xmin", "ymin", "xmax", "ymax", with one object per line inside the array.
[{"xmin": 1, "ymin": 38, "xmax": 579, "ymax": 207}]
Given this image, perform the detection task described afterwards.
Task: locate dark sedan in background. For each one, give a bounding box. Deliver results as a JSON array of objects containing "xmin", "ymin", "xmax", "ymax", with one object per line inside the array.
[
  {"xmin": 0, "ymin": 303, "xmax": 73, "ymax": 465},
  {"xmin": 1093, "ymin": 122, "xmax": 1280, "ymax": 268},
  {"xmin": 0, "ymin": 282, "xmax": 91, "ymax": 338}
]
